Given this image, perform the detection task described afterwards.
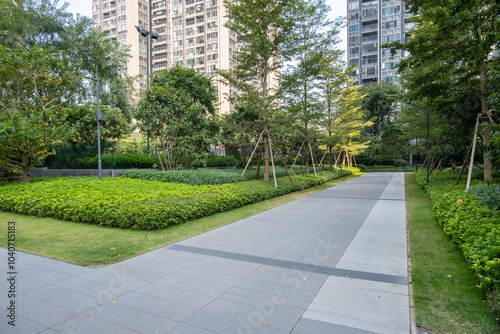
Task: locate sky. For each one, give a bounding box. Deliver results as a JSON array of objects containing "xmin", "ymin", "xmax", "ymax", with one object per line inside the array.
[{"xmin": 64, "ymin": 0, "xmax": 347, "ymax": 56}]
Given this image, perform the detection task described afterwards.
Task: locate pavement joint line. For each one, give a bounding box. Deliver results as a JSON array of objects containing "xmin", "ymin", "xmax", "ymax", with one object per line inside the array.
[{"xmin": 168, "ymin": 244, "xmax": 408, "ymax": 286}]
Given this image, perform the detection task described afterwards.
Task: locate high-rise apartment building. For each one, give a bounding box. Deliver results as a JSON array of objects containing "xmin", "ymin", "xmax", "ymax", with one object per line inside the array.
[
  {"xmin": 346, "ymin": 0, "xmax": 413, "ymax": 86},
  {"xmin": 92, "ymin": 0, "xmax": 237, "ymax": 114}
]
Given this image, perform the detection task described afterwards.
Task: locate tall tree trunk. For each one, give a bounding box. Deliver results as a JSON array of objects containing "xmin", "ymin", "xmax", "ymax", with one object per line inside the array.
[
  {"xmin": 21, "ymin": 154, "xmax": 30, "ymax": 183},
  {"xmin": 263, "ymin": 118, "xmax": 270, "ymax": 182},
  {"xmin": 479, "ymin": 59, "xmax": 493, "ymax": 181}
]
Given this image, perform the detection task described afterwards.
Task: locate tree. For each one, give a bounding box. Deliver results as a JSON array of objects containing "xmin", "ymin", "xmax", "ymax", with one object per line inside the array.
[
  {"xmin": 0, "ymin": 46, "xmax": 82, "ymax": 183},
  {"xmin": 220, "ymin": 0, "xmax": 286, "ymax": 182},
  {"xmin": 65, "ymin": 103, "xmax": 131, "ymax": 150},
  {"xmin": 135, "ymin": 67, "xmax": 219, "ymax": 170},
  {"xmin": 389, "ymin": 0, "xmax": 500, "ymax": 180},
  {"xmin": 332, "ymin": 84, "xmax": 371, "ymax": 169},
  {"xmin": 0, "ymin": 0, "xmax": 132, "ymax": 118},
  {"xmin": 359, "ymin": 82, "xmax": 399, "ymax": 156},
  {"xmin": 281, "ymin": 0, "xmax": 343, "ymax": 174}
]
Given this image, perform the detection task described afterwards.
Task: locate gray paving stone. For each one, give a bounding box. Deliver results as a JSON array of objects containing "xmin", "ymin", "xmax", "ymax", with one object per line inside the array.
[
  {"xmin": 85, "ymin": 303, "xmax": 179, "ymax": 332},
  {"xmin": 56, "ymin": 277, "xmax": 128, "ymax": 299},
  {"xmin": 292, "ymin": 318, "xmax": 379, "ymax": 334},
  {"xmin": 133, "ymin": 283, "xmax": 215, "ymax": 309},
  {"xmin": 155, "ymin": 274, "xmax": 232, "ymax": 298},
  {"xmin": 100, "ymin": 263, "xmax": 162, "ymax": 283},
  {"xmin": 114, "ymin": 291, "xmax": 199, "ymax": 321},
  {"xmin": 51, "ymin": 314, "xmax": 140, "ymax": 334},
  {"xmin": 16, "ymin": 294, "xmax": 78, "ymax": 327},
  {"xmin": 28, "ymin": 270, "xmax": 74, "ymax": 285},
  {"xmin": 78, "ymin": 268, "xmax": 149, "ymax": 291},
  {"xmin": 27, "ymin": 285, "xmax": 96, "ymax": 312},
  {"xmin": 172, "ymin": 267, "xmax": 244, "ymax": 286},
  {"xmin": 235, "ymin": 279, "xmax": 319, "ymax": 304},
  {"xmin": 185, "ymin": 298, "xmax": 302, "ymax": 333},
  {"xmin": 0, "ymin": 315, "xmax": 47, "ymax": 334},
  {"xmin": 225, "ymin": 287, "xmax": 312, "ymax": 310},
  {"xmin": 18, "ymin": 277, "xmax": 51, "ymax": 294},
  {"xmin": 167, "ymin": 323, "xmax": 219, "ymax": 334}
]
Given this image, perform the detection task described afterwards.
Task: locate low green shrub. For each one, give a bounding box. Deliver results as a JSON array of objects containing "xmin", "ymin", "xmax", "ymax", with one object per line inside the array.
[
  {"xmin": 119, "ymin": 166, "xmax": 303, "ymax": 185},
  {"xmin": 120, "ymin": 168, "xmax": 246, "ymax": 185},
  {"xmin": 394, "ymin": 159, "xmax": 408, "ymax": 167},
  {"xmin": 0, "ymin": 169, "xmax": 354, "ymax": 230},
  {"xmin": 468, "ymin": 183, "xmax": 500, "ymax": 210},
  {"xmin": 415, "ymin": 171, "xmax": 500, "ymax": 305},
  {"xmin": 204, "ymin": 155, "xmax": 238, "ymax": 167},
  {"xmin": 76, "ymin": 154, "xmax": 158, "ymax": 169}
]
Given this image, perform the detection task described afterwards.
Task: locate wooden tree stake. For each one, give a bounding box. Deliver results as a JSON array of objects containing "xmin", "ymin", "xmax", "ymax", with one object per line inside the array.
[
  {"xmin": 242, "ymin": 131, "xmax": 264, "ymax": 176},
  {"xmin": 291, "ymin": 139, "xmax": 306, "ymax": 170}
]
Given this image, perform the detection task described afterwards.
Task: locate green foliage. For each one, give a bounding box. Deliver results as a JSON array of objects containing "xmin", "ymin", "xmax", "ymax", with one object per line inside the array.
[
  {"xmin": 119, "ymin": 167, "xmax": 305, "ymax": 185},
  {"xmin": 0, "ymin": 170, "xmax": 353, "ymax": 230},
  {"xmin": 415, "ymin": 171, "xmax": 500, "ymax": 295},
  {"xmin": 468, "ymin": 183, "xmax": 500, "ymax": 211},
  {"xmin": 135, "ymin": 67, "xmax": 219, "ymax": 170},
  {"xmin": 360, "ymin": 82, "xmax": 400, "ymax": 140},
  {"xmin": 393, "ymin": 159, "xmax": 408, "ymax": 167},
  {"xmin": 204, "ymin": 155, "xmax": 238, "ymax": 168},
  {"xmin": 65, "ymin": 103, "xmax": 131, "ymax": 148},
  {"xmin": 0, "ymin": 46, "xmax": 83, "ymax": 183},
  {"xmin": 76, "ymin": 154, "xmax": 158, "ymax": 169}
]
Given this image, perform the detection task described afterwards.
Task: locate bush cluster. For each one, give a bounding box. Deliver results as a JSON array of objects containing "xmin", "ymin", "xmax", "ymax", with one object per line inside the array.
[
  {"xmin": 119, "ymin": 166, "xmax": 303, "ymax": 185},
  {"xmin": 415, "ymin": 171, "xmax": 500, "ymax": 301},
  {"xmin": 76, "ymin": 154, "xmax": 158, "ymax": 169},
  {"xmin": 0, "ymin": 169, "xmax": 354, "ymax": 230},
  {"xmin": 468, "ymin": 183, "xmax": 500, "ymax": 210},
  {"xmin": 356, "ymin": 154, "xmax": 396, "ymax": 166},
  {"xmin": 204, "ymin": 155, "xmax": 238, "ymax": 167},
  {"xmin": 393, "ymin": 159, "xmax": 408, "ymax": 167}
]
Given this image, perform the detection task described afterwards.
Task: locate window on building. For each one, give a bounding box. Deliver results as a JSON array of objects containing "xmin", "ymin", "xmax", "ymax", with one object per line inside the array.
[
  {"xmin": 186, "ymin": 58, "xmax": 195, "ymax": 67},
  {"xmin": 382, "ymin": 20, "xmax": 399, "ymax": 29},
  {"xmin": 349, "ymin": 47, "xmax": 359, "ymax": 54},
  {"xmin": 362, "ymin": 42, "xmax": 377, "ymax": 53},
  {"xmin": 349, "ymin": 25, "xmax": 358, "ymax": 32},
  {"xmin": 382, "ymin": 5, "xmax": 400, "ymax": 16},
  {"xmin": 349, "ymin": 58, "xmax": 359, "ymax": 66},
  {"xmin": 362, "ymin": 55, "xmax": 378, "ymax": 64},
  {"xmin": 381, "ymin": 33, "xmax": 400, "ymax": 43},
  {"xmin": 349, "ymin": 36, "xmax": 359, "ymax": 43},
  {"xmin": 363, "ymin": 66, "xmax": 378, "ymax": 76}
]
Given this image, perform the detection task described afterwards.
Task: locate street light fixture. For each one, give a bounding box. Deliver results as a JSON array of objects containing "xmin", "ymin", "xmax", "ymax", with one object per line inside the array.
[
  {"xmin": 407, "ymin": 102, "xmax": 430, "ymax": 184},
  {"xmin": 135, "ymin": 21, "xmax": 159, "ymax": 154},
  {"xmin": 85, "ymin": 75, "xmax": 104, "ymax": 179}
]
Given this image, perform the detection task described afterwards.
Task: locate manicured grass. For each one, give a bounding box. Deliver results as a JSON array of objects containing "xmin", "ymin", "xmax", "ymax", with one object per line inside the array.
[
  {"xmin": 405, "ymin": 173, "xmax": 500, "ymax": 334},
  {"xmin": 0, "ymin": 173, "xmax": 360, "ymax": 266}
]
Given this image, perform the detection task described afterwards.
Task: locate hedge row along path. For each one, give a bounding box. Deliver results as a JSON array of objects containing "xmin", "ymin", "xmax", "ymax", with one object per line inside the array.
[{"xmin": 0, "ymin": 170, "xmax": 354, "ymax": 230}]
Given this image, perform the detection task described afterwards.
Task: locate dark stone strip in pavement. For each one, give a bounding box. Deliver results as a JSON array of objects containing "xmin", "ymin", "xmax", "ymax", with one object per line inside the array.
[{"xmin": 168, "ymin": 244, "xmax": 408, "ymax": 286}]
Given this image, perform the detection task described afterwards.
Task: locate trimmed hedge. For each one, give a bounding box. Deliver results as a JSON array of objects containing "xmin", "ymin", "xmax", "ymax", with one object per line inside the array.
[
  {"xmin": 119, "ymin": 167, "xmax": 301, "ymax": 185},
  {"xmin": 0, "ymin": 169, "xmax": 355, "ymax": 230},
  {"xmin": 415, "ymin": 171, "xmax": 500, "ymax": 292},
  {"xmin": 76, "ymin": 154, "xmax": 158, "ymax": 169}
]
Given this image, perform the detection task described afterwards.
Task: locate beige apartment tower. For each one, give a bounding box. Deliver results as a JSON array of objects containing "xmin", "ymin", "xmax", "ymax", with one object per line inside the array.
[{"xmin": 92, "ymin": 0, "xmax": 236, "ymax": 114}]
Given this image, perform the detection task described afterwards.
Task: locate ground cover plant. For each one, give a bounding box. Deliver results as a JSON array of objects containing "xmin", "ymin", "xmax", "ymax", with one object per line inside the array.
[
  {"xmin": 0, "ymin": 174, "xmax": 361, "ymax": 266},
  {"xmin": 0, "ymin": 169, "xmax": 355, "ymax": 230},
  {"xmin": 119, "ymin": 166, "xmax": 301, "ymax": 185},
  {"xmin": 405, "ymin": 174, "xmax": 499, "ymax": 333},
  {"xmin": 415, "ymin": 170, "xmax": 500, "ymax": 323}
]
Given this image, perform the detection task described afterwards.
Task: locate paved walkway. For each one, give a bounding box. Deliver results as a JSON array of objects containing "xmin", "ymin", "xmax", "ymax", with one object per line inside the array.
[{"xmin": 1, "ymin": 172, "xmax": 410, "ymax": 334}]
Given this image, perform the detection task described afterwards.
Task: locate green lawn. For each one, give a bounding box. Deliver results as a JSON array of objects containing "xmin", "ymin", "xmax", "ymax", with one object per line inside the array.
[
  {"xmin": 405, "ymin": 173, "xmax": 499, "ymax": 334},
  {"xmin": 0, "ymin": 174, "xmax": 360, "ymax": 266}
]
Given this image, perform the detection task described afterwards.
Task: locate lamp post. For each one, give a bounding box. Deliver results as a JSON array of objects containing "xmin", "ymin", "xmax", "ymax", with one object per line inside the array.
[
  {"xmin": 85, "ymin": 75, "xmax": 104, "ymax": 179},
  {"xmin": 136, "ymin": 9, "xmax": 159, "ymax": 154},
  {"xmin": 407, "ymin": 102, "xmax": 430, "ymax": 184}
]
